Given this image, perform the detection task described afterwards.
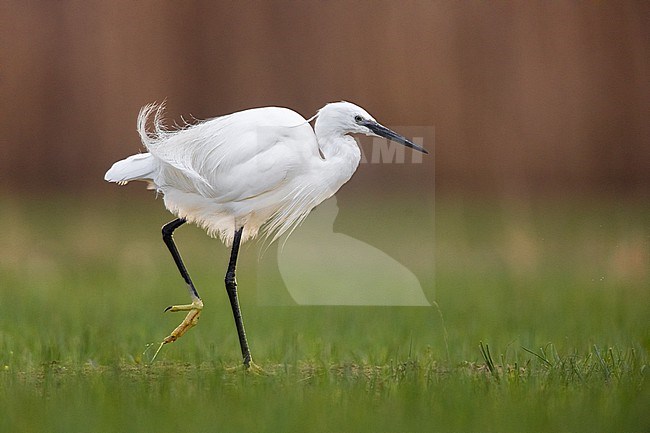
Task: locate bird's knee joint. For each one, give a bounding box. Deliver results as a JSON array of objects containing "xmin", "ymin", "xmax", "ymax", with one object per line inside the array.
[
  {"xmin": 225, "ymin": 272, "xmax": 237, "ymax": 288},
  {"xmin": 162, "ymin": 226, "xmax": 174, "ymax": 240}
]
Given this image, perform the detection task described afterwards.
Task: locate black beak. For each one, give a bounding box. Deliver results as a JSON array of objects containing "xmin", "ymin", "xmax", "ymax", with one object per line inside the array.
[{"xmin": 363, "ymin": 121, "xmax": 429, "ymax": 154}]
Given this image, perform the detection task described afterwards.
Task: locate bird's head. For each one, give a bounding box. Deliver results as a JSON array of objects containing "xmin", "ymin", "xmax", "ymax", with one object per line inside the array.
[{"xmin": 315, "ymin": 101, "xmax": 428, "ymax": 154}]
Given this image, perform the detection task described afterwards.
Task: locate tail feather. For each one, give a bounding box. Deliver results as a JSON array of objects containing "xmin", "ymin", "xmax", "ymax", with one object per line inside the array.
[{"xmin": 105, "ymin": 153, "xmax": 155, "ymax": 187}]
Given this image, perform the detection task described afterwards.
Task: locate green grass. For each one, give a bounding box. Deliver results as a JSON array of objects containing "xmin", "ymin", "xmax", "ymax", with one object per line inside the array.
[{"xmin": 0, "ymin": 192, "xmax": 648, "ymax": 432}]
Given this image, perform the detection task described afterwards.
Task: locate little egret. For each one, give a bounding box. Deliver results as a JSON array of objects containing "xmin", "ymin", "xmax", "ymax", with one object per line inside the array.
[{"xmin": 105, "ymin": 101, "xmax": 428, "ymax": 367}]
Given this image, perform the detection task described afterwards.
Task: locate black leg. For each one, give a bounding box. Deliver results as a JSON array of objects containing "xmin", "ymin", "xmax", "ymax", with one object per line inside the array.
[
  {"xmin": 162, "ymin": 218, "xmax": 201, "ymax": 302},
  {"xmin": 225, "ymin": 226, "xmax": 252, "ymax": 366},
  {"xmin": 153, "ymin": 218, "xmax": 204, "ymax": 353}
]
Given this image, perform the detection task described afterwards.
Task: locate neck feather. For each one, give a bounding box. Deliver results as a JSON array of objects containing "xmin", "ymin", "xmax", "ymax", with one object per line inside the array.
[{"xmin": 314, "ymin": 133, "xmax": 361, "ymax": 196}]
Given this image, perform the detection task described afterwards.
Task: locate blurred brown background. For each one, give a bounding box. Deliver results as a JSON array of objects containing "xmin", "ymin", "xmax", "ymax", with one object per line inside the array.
[{"xmin": 1, "ymin": 1, "xmax": 648, "ymax": 197}]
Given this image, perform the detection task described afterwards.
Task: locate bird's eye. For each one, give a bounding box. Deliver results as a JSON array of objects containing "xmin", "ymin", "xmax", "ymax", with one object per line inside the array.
[{"xmin": 354, "ymin": 115, "xmax": 364, "ymax": 123}]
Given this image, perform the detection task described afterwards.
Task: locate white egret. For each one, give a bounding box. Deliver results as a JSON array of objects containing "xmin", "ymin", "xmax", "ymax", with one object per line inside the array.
[{"xmin": 105, "ymin": 101, "xmax": 428, "ymax": 367}]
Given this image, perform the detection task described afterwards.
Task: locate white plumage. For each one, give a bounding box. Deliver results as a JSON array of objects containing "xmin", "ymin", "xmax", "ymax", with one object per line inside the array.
[
  {"xmin": 104, "ymin": 101, "xmax": 427, "ymax": 365},
  {"xmin": 105, "ymin": 102, "xmax": 393, "ymax": 245}
]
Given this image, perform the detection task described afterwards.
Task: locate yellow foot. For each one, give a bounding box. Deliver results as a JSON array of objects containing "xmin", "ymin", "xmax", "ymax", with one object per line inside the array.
[
  {"xmin": 149, "ymin": 298, "xmax": 203, "ymax": 362},
  {"xmin": 224, "ymin": 360, "xmax": 267, "ymax": 375},
  {"xmin": 246, "ymin": 360, "xmax": 267, "ymax": 375}
]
